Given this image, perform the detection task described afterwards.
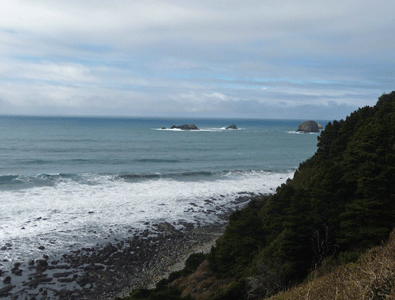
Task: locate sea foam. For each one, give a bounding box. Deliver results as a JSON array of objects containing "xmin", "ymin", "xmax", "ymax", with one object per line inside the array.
[{"xmin": 0, "ymin": 170, "xmax": 293, "ymax": 265}]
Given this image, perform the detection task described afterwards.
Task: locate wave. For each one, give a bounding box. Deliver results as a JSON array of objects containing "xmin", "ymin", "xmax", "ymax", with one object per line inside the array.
[
  {"xmin": 156, "ymin": 127, "xmax": 242, "ymax": 132},
  {"xmin": 0, "ymin": 169, "xmax": 295, "ymax": 191},
  {"xmin": 134, "ymin": 158, "xmax": 182, "ymax": 163},
  {"xmin": 0, "ymin": 173, "xmax": 63, "ymax": 184},
  {"xmin": 0, "ymin": 173, "xmax": 74, "ymax": 191},
  {"xmin": 119, "ymin": 170, "xmax": 214, "ymax": 181},
  {"xmin": 119, "ymin": 169, "xmax": 293, "ymax": 183},
  {"xmin": 287, "ymin": 131, "xmax": 319, "ymax": 135}
]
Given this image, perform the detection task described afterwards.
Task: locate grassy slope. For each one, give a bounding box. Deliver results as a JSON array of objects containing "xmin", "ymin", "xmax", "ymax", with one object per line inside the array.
[{"xmin": 268, "ymin": 230, "xmax": 395, "ymax": 300}]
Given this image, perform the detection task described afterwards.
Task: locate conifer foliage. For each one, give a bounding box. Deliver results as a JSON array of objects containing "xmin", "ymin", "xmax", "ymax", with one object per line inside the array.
[{"xmin": 208, "ymin": 92, "xmax": 395, "ymax": 298}]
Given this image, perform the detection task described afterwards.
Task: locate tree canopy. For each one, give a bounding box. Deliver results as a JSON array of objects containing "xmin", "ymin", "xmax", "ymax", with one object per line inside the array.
[{"xmin": 208, "ymin": 92, "xmax": 395, "ymax": 297}]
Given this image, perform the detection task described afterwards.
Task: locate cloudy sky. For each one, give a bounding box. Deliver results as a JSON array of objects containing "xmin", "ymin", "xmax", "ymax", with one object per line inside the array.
[{"xmin": 0, "ymin": 0, "xmax": 394, "ymax": 120}]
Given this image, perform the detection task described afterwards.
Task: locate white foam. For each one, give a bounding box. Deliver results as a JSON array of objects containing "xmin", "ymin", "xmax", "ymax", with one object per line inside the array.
[
  {"xmin": 0, "ymin": 170, "xmax": 293, "ymax": 263},
  {"xmin": 287, "ymin": 131, "xmax": 319, "ymax": 134},
  {"xmin": 156, "ymin": 127, "xmax": 242, "ymax": 132}
]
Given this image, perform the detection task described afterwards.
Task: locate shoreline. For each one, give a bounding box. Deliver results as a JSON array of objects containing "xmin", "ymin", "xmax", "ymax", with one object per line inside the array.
[
  {"xmin": 144, "ymin": 227, "xmax": 224, "ymax": 290},
  {"xmin": 0, "ymin": 193, "xmax": 265, "ymax": 299},
  {"xmin": 115, "ymin": 222, "xmax": 227, "ymax": 299},
  {"xmin": 0, "ymin": 219, "xmax": 228, "ymax": 300}
]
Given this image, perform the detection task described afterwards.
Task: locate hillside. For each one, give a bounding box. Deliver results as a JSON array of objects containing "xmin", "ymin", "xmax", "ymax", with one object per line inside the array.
[
  {"xmin": 116, "ymin": 91, "xmax": 395, "ymax": 300},
  {"xmin": 268, "ymin": 229, "xmax": 395, "ymax": 299}
]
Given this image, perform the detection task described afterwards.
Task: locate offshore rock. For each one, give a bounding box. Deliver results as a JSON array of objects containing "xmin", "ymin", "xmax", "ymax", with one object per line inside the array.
[
  {"xmin": 297, "ymin": 120, "xmax": 320, "ymax": 132},
  {"xmin": 171, "ymin": 124, "xmax": 199, "ymax": 130},
  {"xmin": 226, "ymin": 124, "xmax": 237, "ymax": 130}
]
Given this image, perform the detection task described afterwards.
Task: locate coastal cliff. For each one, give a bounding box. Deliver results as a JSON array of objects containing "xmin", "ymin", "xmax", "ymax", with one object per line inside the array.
[{"xmin": 117, "ymin": 91, "xmax": 395, "ymax": 300}]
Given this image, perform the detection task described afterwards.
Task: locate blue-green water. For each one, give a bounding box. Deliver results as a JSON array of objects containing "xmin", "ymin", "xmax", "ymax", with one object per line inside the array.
[
  {"xmin": 0, "ymin": 116, "xmax": 326, "ymax": 264},
  {"xmin": 0, "ymin": 116, "xmax": 322, "ymax": 177}
]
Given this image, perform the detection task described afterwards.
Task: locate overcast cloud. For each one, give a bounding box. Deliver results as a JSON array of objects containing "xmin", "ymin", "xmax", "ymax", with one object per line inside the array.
[{"xmin": 0, "ymin": 0, "xmax": 394, "ymax": 120}]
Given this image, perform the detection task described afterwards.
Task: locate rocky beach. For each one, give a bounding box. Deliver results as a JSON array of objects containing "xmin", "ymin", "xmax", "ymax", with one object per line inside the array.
[
  {"xmin": 0, "ymin": 117, "xmax": 319, "ymax": 300},
  {"xmin": 0, "ymin": 194, "xmax": 262, "ymax": 300}
]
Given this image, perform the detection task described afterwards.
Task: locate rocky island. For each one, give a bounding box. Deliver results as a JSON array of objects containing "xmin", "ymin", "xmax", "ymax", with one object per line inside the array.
[
  {"xmin": 296, "ymin": 120, "xmax": 321, "ymax": 132},
  {"xmin": 170, "ymin": 124, "xmax": 199, "ymax": 130},
  {"xmin": 225, "ymin": 124, "xmax": 237, "ymax": 130}
]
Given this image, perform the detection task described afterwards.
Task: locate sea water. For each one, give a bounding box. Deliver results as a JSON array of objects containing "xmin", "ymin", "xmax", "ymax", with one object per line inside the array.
[{"xmin": 0, "ymin": 116, "xmax": 327, "ymax": 267}]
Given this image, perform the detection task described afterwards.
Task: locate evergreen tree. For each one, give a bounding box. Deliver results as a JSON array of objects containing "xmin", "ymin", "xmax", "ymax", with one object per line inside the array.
[{"xmin": 208, "ymin": 92, "xmax": 395, "ymax": 297}]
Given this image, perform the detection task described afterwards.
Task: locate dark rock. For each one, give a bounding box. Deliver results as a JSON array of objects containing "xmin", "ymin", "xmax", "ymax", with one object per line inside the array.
[
  {"xmin": 54, "ymin": 289, "xmax": 73, "ymax": 298},
  {"xmin": 3, "ymin": 276, "xmax": 11, "ymax": 284},
  {"xmin": 15, "ymin": 269, "xmax": 23, "ymax": 276},
  {"xmin": 13, "ymin": 262, "xmax": 21, "ymax": 268},
  {"xmin": 76, "ymin": 275, "xmax": 90, "ymax": 287},
  {"xmin": 161, "ymin": 127, "xmax": 166, "ymax": 129},
  {"xmin": 35, "ymin": 259, "xmax": 48, "ymax": 268},
  {"xmin": 11, "ymin": 268, "xmax": 22, "ymax": 276},
  {"xmin": 0, "ymin": 284, "xmax": 14, "ymax": 297},
  {"xmin": 28, "ymin": 260, "xmax": 35, "ymax": 266},
  {"xmin": 170, "ymin": 124, "xmax": 199, "ymax": 130},
  {"xmin": 53, "ymin": 272, "xmax": 73, "ymax": 278},
  {"xmin": 296, "ymin": 120, "xmax": 320, "ymax": 132},
  {"xmin": 38, "ymin": 246, "xmax": 45, "ymax": 250},
  {"xmin": 226, "ymin": 124, "xmax": 237, "ymax": 129},
  {"xmin": 58, "ymin": 277, "xmax": 76, "ymax": 283},
  {"xmin": 28, "ymin": 275, "xmax": 52, "ymax": 289}
]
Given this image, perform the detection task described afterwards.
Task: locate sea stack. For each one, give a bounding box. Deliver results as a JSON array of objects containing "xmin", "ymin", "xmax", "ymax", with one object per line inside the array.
[
  {"xmin": 226, "ymin": 124, "xmax": 237, "ymax": 130},
  {"xmin": 170, "ymin": 124, "xmax": 199, "ymax": 130},
  {"xmin": 296, "ymin": 120, "xmax": 320, "ymax": 133}
]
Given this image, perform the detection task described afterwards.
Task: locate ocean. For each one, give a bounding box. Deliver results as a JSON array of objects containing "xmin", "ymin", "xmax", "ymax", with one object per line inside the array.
[{"xmin": 0, "ymin": 116, "xmax": 326, "ymax": 270}]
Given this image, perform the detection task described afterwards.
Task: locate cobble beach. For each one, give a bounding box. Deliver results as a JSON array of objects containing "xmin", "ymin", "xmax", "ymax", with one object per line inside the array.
[{"xmin": 0, "ymin": 194, "xmax": 262, "ymax": 299}]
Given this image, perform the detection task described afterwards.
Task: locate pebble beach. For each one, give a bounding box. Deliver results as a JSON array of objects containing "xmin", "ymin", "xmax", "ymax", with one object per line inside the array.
[{"xmin": 0, "ymin": 194, "xmax": 259, "ymax": 300}]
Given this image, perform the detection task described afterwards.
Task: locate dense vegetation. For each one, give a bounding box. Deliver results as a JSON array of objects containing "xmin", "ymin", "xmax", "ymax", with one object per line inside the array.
[
  {"xmin": 208, "ymin": 91, "xmax": 395, "ymax": 298},
  {"xmin": 118, "ymin": 91, "xmax": 395, "ymax": 299},
  {"xmin": 268, "ymin": 229, "xmax": 395, "ymax": 299}
]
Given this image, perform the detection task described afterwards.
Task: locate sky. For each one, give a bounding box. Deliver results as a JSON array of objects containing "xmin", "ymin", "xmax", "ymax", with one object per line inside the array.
[{"xmin": 0, "ymin": 0, "xmax": 394, "ymax": 120}]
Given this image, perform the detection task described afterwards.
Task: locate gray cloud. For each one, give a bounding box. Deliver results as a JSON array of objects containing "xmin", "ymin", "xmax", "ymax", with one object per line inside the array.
[{"xmin": 0, "ymin": 0, "xmax": 394, "ymax": 119}]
